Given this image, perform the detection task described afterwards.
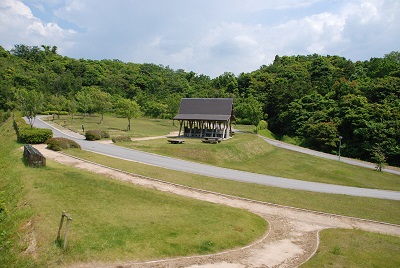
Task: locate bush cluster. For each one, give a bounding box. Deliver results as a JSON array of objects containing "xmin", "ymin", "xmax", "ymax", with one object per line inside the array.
[
  {"xmin": 41, "ymin": 111, "xmax": 69, "ymax": 115},
  {"xmin": 254, "ymin": 120, "xmax": 268, "ymax": 133},
  {"xmin": 13, "ymin": 116, "xmax": 52, "ymax": 144},
  {"xmin": 46, "ymin": 137, "xmax": 81, "ymax": 151},
  {"xmin": 85, "ymin": 129, "xmax": 110, "ymax": 141},
  {"xmin": 0, "ymin": 110, "xmax": 11, "ymax": 125},
  {"xmin": 112, "ymin": 135, "xmax": 131, "ymax": 143}
]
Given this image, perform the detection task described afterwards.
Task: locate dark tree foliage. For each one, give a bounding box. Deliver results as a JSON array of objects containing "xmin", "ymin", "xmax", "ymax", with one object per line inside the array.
[{"xmin": 1, "ymin": 44, "xmax": 399, "ymax": 166}]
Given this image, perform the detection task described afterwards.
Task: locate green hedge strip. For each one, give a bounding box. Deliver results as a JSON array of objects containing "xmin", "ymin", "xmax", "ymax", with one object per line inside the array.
[{"xmin": 13, "ymin": 116, "xmax": 53, "ymax": 144}]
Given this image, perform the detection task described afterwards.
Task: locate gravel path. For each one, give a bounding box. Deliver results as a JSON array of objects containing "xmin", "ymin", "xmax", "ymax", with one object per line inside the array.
[{"xmin": 34, "ymin": 145, "xmax": 400, "ymax": 268}]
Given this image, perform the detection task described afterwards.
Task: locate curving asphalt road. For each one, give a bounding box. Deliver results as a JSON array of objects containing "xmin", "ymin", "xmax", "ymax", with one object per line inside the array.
[
  {"xmin": 258, "ymin": 135, "xmax": 400, "ymax": 176},
  {"xmin": 30, "ymin": 117, "xmax": 400, "ymax": 201}
]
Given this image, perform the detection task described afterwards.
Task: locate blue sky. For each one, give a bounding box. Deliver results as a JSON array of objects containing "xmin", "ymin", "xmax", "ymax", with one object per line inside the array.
[{"xmin": 1, "ymin": 0, "xmax": 399, "ymax": 77}]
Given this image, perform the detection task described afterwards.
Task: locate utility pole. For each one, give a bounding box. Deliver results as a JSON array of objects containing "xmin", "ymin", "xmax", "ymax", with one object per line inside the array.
[{"xmin": 338, "ymin": 136, "xmax": 343, "ymax": 161}]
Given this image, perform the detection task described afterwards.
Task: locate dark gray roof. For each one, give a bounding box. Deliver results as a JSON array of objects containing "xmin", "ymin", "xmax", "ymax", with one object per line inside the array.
[{"xmin": 173, "ymin": 98, "xmax": 234, "ymax": 121}]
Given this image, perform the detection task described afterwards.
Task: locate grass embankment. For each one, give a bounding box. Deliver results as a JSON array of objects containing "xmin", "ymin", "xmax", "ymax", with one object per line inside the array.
[
  {"xmin": 0, "ymin": 118, "xmax": 34, "ymax": 267},
  {"xmin": 66, "ymin": 148, "xmax": 400, "ymax": 225},
  {"xmin": 302, "ymin": 229, "xmax": 400, "ymax": 267},
  {"xmin": 120, "ymin": 133, "xmax": 400, "ymax": 191},
  {"xmin": 0, "ymin": 119, "xmax": 266, "ymax": 266}
]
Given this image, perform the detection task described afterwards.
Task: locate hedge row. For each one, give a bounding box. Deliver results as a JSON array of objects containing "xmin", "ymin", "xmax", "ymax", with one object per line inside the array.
[
  {"xmin": 13, "ymin": 117, "xmax": 53, "ymax": 144},
  {"xmin": 41, "ymin": 111, "xmax": 69, "ymax": 115},
  {"xmin": 46, "ymin": 137, "xmax": 81, "ymax": 151},
  {"xmin": 112, "ymin": 135, "xmax": 132, "ymax": 143},
  {"xmin": 85, "ymin": 130, "xmax": 110, "ymax": 141}
]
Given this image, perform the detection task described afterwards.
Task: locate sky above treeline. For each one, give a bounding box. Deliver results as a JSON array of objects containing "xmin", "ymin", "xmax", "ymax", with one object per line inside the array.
[{"xmin": 1, "ymin": 0, "xmax": 399, "ymax": 78}]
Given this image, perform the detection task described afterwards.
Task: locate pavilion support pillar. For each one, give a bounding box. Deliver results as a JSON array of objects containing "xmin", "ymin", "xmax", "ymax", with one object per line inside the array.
[
  {"xmin": 178, "ymin": 120, "xmax": 183, "ymax": 137},
  {"xmin": 189, "ymin": 120, "xmax": 193, "ymax": 137}
]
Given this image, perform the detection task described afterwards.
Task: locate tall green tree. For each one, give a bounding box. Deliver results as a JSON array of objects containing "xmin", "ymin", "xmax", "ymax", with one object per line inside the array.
[
  {"xmin": 115, "ymin": 98, "xmax": 141, "ymax": 131},
  {"xmin": 75, "ymin": 89, "xmax": 93, "ymax": 118},
  {"xmin": 90, "ymin": 87, "xmax": 112, "ymax": 124},
  {"xmin": 234, "ymin": 95, "xmax": 264, "ymax": 126},
  {"xmin": 17, "ymin": 88, "xmax": 44, "ymax": 128},
  {"xmin": 48, "ymin": 94, "xmax": 67, "ymax": 119}
]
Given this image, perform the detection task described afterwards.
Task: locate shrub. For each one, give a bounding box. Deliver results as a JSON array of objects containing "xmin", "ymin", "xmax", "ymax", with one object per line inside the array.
[
  {"xmin": 112, "ymin": 136, "xmax": 131, "ymax": 143},
  {"xmin": 46, "ymin": 138, "xmax": 81, "ymax": 151},
  {"xmin": 13, "ymin": 116, "xmax": 52, "ymax": 144},
  {"xmin": 257, "ymin": 120, "xmax": 268, "ymax": 130},
  {"xmin": 41, "ymin": 111, "xmax": 69, "ymax": 115},
  {"xmin": 19, "ymin": 128, "xmax": 53, "ymax": 144},
  {"xmin": 254, "ymin": 120, "xmax": 268, "ymax": 134},
  {"xmin": 0, "ymin": 110, "xmax": 11, "ymax": 125},
  {"xmin": 85, "ymin": 130, "xmax": 109, "ymax": 141}
]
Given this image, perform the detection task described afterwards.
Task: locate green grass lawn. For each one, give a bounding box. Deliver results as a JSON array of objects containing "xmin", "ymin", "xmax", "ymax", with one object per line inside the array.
[
  {"xmin": 301, "ymin": 229, "xmax": 400, "ymax": 267},
  {"xmin": 115, "ymin": 133, "xmax": 400, "ymax": 191},
  {"xmin": 65, "ymin": 148, "xmax": 400, "ymax": 225},
  {"xmin": 23, "ymin": 115, "xmax": 400, "ymax": 266},
  {"xmin": 46, "ymin": 114, "xmax": 179, "ymax": 138},
  {"xmin": 0, "ymin": 119, "xmax": 266, "ymax": 267}
]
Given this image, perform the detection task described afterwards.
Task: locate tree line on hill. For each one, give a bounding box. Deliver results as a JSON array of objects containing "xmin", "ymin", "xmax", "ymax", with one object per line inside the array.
[{"xmin": 0, "ymin": 44, "xmax": 399, "ymax": 167}]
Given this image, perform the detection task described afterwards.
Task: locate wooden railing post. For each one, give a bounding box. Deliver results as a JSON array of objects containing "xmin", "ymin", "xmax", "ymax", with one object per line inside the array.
[
  {"xmin": 64, "ymin": 217, "xmax": 72, "ymax": 250},
  {"xmin": 57, "ymin": 211, "xmax": 65, "ymax": 241},
  {"xmin": 56, "ymin": 211, "xmax": 73, "ymax": 250}
]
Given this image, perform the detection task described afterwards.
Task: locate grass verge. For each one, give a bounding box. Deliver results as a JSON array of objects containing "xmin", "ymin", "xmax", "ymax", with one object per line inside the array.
[
  {"xmin": 65, "ymin": 148, "xmax": 400, "ymax": 225},
  {"xmin": 0, "ymin": 118, "xmax": 35, "ymax": 267},
  {"xmin": 1, "ymin": 119, "xmax": 266, "ymax": 266},
  {"xmin": 301, "ymin": 229, "xmax": 400, "ymax": 267}
]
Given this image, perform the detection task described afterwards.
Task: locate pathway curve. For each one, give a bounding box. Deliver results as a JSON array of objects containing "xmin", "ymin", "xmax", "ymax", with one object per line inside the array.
[
  {"xmin": 33, "ymin": 144, "xmax": 400, "ymax": 268},
  {"xmin": 31, "ymin": 117, "xmax": 400, "ymax": 201},
  {"xmin": 258, "ymin": 135, "xmax": 400, "ymax": 176}
]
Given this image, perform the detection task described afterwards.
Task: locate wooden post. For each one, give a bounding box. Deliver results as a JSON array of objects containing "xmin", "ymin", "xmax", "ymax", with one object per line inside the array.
[
  {"xmin": 57, "ymin": 211, "xmax": 65, "ymax": 241},
  {"xmin": 64, "ymin": 217, "xmax": 72, "ymax": 250},
  {"xmin": 56, "ymin": 211, "xmax": 73, "ymax": 250}
]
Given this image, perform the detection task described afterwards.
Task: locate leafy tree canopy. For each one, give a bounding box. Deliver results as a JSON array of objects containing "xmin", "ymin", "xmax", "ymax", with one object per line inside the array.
[{"xmin": 1, "ymin": 44, "xmax": 399, "ymax": 166}]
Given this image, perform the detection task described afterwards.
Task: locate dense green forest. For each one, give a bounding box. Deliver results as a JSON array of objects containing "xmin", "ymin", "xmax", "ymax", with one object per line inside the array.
[{"xmin": 0, "ymin": 44, "xmax": 399, "ymax": 166}]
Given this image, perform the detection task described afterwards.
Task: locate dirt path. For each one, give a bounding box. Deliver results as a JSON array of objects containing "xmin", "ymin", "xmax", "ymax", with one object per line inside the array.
[{"xmin": 33, "ymin": 145, "xmax": 400, "ymax": 268}]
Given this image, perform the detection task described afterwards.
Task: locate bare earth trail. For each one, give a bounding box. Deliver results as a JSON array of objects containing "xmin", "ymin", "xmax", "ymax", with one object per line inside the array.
[{"xmin": 34, "ymin": 144, "xmax": 400, "ymax": 268}]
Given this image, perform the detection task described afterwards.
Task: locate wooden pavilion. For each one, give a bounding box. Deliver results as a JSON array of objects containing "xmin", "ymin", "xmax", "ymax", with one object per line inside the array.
[{"xmin": 173, "ymin": 98, "xmax": 235, "ymax": 139}]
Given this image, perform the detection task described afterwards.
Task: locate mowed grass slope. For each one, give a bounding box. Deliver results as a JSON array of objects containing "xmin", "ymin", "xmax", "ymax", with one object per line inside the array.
[
  {"xmin": 301, "ymin": 229, "xmax": 400, "ymax": 267},
  {"xmin": 0, "ymin": 119, "xmax": 34, "ymax": 267},
  {"xmin": 66, "ymin": 149, "xmax": 400, "ymax": 225},
  {"xmin": 120, "ymin": 133, "xmax": 400, "ymax": 191},
  {"xmin": 0, "ymin": 119, "xmax": 266, "ymax": 266}
]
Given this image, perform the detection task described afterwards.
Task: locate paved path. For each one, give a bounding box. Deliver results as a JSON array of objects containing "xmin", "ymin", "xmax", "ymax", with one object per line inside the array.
[
  {"xmin": 31, "ymin": 117, "xmax": 400, "ymax": 201},
  {"xmin": 258, "ymin": 135, "xmax": 400, "ymax": 176}
]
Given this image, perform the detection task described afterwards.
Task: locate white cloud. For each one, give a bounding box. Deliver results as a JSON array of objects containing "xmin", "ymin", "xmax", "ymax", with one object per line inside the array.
[
  {"xmin": 0, "ymin": 0, "xmax": 399, "ymax": 77},
  {"xmin": 0, "ymin": 0, "xmax": 75, "ymax": 51}
]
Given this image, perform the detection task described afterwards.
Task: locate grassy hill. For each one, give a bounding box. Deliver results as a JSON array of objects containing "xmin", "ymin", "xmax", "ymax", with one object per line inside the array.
[
  {"xmin": 0, "ymin": 118, "xmax": 266, "ymax": 266},
  {"xmin": 14, "ymin": 114, "xmax": 400, "ymax": 267}
]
